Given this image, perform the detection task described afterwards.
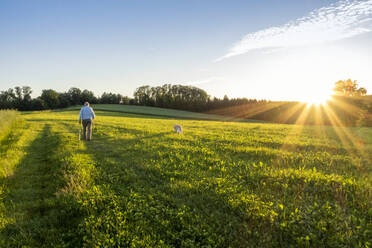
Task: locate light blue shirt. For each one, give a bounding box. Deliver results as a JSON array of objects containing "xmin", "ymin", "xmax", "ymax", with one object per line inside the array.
[{"xmin": 79, "ymin": 106, "xmax": 95, "ymax": 121}]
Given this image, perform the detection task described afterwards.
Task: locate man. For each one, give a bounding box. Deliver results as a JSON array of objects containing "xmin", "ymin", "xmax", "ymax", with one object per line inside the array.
[{"xmin": 79, "ymin": 102, "xmax": 95, "ymax": 141}]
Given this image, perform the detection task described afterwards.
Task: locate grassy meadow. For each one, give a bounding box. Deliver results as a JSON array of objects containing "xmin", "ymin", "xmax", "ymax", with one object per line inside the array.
[
  {"xmin": 0, "ymin": 110, "xmax": 18, "ymax": 141},
  {"xmin": 0, "ymin": 107, "xmax": 371, "ymax": 247},
  {"xmin": 67, "ymin": 104, "xmax": 261, "ymax": 123}
]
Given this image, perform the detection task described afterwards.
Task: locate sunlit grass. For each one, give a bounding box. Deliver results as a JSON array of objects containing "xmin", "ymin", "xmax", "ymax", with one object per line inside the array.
[
  {"xmin": 0, "ymin": 110, "xmax": 18, "ymax": 139},
  {"xmin": 0, "ymin": 109, "xmax": 370, "ymax": 247}
]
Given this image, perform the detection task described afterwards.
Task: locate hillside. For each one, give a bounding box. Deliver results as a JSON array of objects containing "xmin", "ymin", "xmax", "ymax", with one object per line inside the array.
[
  {"xmin": 206, "ymin": 96, "xmax": 372, "ymax": 126},
  {"xmin": 68, "ymin": 104, "xmax": 263, "ymax": 122},
  {"xmin": 0, "ymin": 109, "xmax": 371, "ymax": 247}
]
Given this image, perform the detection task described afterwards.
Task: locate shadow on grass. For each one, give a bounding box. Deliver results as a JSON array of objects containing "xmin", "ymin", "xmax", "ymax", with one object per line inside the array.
[
  {"xmin": 46, "ymin": 121, "xmax": 371, "ymax": 247},
  {"xmin": 0, "ymin": 124, "xmax": 81, "ymax": 247},
  {"xmin": 28, "ymin": 106, "xmax": 265, "ymax": 123},
  {"xmin": 59, "ymin": 121, "xmax": 270, "ymax": 247},
  {"xmin": 92, "ymin": 109, "xmax": 266, "ymax": 123}
]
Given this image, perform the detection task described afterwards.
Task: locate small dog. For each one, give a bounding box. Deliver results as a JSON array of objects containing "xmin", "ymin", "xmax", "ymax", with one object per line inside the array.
[{"xmin": 173, "ymin": 124, "xmax": 183, "ymax": 134}]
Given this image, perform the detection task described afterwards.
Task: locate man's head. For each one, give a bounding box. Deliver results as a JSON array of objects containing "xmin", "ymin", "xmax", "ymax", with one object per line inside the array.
[{"xmin": 84, "ymin": 102, "xmax": 89, "ymax": 106}]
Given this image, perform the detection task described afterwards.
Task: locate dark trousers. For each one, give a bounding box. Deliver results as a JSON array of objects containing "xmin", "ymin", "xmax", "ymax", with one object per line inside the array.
[{"xmin": 82, "ymin": 119, "xmax": 92, "ymax": 140}]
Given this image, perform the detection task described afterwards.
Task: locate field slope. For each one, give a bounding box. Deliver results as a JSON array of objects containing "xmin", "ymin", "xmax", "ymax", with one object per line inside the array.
[
  {"xmin": 0, "ymin": 109, "xmax": 371, "ymax": 247},
  {"xmin": 67, "ymin": 104, "xmax": 262, "ymax": 122}
]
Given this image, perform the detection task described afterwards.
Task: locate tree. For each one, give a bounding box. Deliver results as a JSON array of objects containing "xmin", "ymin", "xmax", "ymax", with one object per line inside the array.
[
  {"xmin": 31, "ymin": 97, "xmax": 46, "ymax": 110},
  {"xmin": 58, "ymin": 92, "xmax": 71, "ymax": 108},
  {"xmin": 0, "ymin": 86, "xmax": 33, "ymax": 110},
  {"xmin": 40, "ymin": 89, "xmax": 60, "ymax": 109},
  {"xmin": 81, "ymin": 89, "xmax": 97, "ymax": 104},
  {"xmin": 19, "ymin": 86, "xmax": 33, "ymax": 110},
  {"xmin": 121, "ymin": 96, "xmax": 131, "ymax": 105},
  {"xmin": 134, "ymin": 85, "xmax": 152, "ymax": 105},
  {"xmin": 0, "ymin": 88, "xmax": 16, "ymax": 109},
  {"xmin": 333, "ymin": 79, "xmax": 367, "ymax": 96},
  {"xmin": 357, "ymin": 87, "xmax": 367, "ymax": 96},
  {"xmin": 100, "ymin": 92, "xmax": 123, "ymax": 104},
  {"xmin": 22, "ymin": 86, "xmax": 32, "ymax": 101},
  {"xmin": 68, "ymin": 87, "xmax": 82, "ymax": 105}
]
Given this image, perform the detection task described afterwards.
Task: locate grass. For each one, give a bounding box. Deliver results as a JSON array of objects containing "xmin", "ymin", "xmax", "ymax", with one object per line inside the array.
[
  {"xmin": 0, "ymin": 110, "xmax": 18, "ymax": 141},
  {"xmin": 67, "ymin": 104, "xmax": 262, "ymax": 122},
  {"xmin": 0, "ymin": 109, "xmax": 371, "ymax": 247}
]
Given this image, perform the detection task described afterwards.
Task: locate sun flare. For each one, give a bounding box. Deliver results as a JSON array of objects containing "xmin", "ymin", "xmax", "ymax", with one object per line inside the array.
[
  {"xmin": 301, "ymin": 91, "xmax": 331, "ymax": 106},
  {"xmin": 305, "ymin": 96, "xmax": 329, "ymax": 106},
  {"xmin": 303, "ymin": 95, "xmax": 331, "ymax": 106}
]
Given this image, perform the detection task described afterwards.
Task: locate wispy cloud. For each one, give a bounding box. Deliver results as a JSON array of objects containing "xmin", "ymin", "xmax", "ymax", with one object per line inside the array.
[
  {"xmin": 216, "ymin": 0, "xmax": 372, "ymax": 61},
  {"xmin": 184, "ymin": 76, "xmax": 224, "ymax": 86}
]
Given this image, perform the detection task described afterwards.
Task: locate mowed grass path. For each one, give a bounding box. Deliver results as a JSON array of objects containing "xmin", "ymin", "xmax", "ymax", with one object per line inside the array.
[{"xmin": 0, "ymin": 110, "xmax": 371, "ymax": 247}]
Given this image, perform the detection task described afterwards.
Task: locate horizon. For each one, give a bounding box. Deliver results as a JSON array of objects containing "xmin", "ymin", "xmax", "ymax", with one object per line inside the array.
[
  {"xmin": 1, "ymin": 83, "xmax": 369, "ymax": 104},
  {"xmin": 1, "ymin": 0, "xmax": 372, "ymax": 102}
]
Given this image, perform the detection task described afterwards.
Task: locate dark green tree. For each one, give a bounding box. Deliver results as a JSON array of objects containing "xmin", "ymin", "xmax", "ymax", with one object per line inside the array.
[
  {"xmin": 81, "ymin": 89, "xmax": 97, "ymax": 104},
  {"xmin": 41, "ymin": 89, "xmax": 60, "ymax": 109},
  {"xmin": 68, "ymin": 87, "xmax": 82, "ymax": 105}
]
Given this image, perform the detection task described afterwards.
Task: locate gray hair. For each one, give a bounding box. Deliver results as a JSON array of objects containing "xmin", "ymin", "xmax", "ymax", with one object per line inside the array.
[{"xmin": 84, "ymin": 102, "xmax": 89, "ymax": 106}]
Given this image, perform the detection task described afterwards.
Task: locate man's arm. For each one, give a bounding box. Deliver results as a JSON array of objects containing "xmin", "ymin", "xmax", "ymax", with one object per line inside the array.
[{"xmin": 90, "ymin": 107, "xmax": 95, "ymax": 120}]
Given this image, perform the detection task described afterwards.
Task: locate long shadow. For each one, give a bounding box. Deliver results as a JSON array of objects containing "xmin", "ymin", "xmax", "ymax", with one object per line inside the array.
[
  {"xmin": 60, "ymin": 117, "xmax": 371, "ymax": 246},
  {"xmin": 0, "ymin": 124, "xmax": 81, "ymax": 247},
  {"xmin": 93, "ymin": 110, "xmax": 176, "ymax": 120},
  {"xmin": 59, "ymin": 121, "xmax": 276, "ymax": 247},
  {"xmin": 58, "ymin": 121, "xmax": 371, "ymax": 247},
  {"xmin": 94, "ymin": 123, "xmax": 154, "ymax": 136},
  {"xmin": 50, "ymin": 107, "xmax": 265, "ymax": 123},
  {"xmin": 26, "ymin": 118, "xmax": 76, "ymax": 123}
]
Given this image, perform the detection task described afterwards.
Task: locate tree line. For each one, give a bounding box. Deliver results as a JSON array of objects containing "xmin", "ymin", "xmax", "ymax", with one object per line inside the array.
[
  {"xmin": 133, "ymin": 84, "xmax": 268, "ymax": 112},
  {"xmin": 1, "ymin": 79, "xmax": 371, "ymax": 126},
  {"xmin": 0, "ymin": 87, "xmax": 128, "ymax": 110},
  {"xmin": 0, "ymin": 84, "xmax": 268, "ymax": 112}
]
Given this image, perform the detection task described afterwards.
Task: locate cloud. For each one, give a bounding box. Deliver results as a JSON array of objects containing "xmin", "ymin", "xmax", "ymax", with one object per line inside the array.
[
  {"xmin": 184, "ymin": 76, "xmax": 224, "ymax": 86},
  {"xmin": 216, "ymin": 0, "xmax": 372, "ymax": 61}
]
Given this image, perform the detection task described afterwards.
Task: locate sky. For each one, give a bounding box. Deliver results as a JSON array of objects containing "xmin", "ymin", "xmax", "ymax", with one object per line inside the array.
[{"xmin": 1, "ymin": 0, "xmax": 372, "ymax": 102}]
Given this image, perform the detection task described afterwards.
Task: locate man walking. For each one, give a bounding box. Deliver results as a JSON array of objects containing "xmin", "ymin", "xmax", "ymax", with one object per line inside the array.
[{"xmin": 79, "ymin": 102, "xmax": 95, "ymax": 141}]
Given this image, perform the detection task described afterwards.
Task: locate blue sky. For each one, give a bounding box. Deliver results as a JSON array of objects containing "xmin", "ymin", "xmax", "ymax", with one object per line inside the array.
[{"xmin": 1, "ymin": 0, "xmax": 371, "ymax": 101}]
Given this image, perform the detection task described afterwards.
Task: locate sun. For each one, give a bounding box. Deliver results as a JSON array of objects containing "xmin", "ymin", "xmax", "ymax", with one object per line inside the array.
[{"xmin": 303, "ymin": 94, "xmax": 331, "ymax": 106}]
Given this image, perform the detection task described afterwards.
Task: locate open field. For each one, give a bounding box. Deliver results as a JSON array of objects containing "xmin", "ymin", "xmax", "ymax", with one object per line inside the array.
[
  {"xmin": 67, "ymin": 104, "xmax": 262, "ymax": 123},
  {"xmin": 0, "ymin": 108, "xmax": 371, "ymax": 247},
  {"xmin": 0, "ymin": 110, "xmax": 18, "ymax": 141}
]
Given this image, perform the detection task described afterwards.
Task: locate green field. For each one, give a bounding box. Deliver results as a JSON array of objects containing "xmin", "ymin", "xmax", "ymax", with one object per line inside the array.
[
  {"xmin": 67, "ymin": 104, "xmax": 262, "ymax": 122},
  {"xmin": 0, "ymin": 108, "xmax": 371, "ymax": 247}
]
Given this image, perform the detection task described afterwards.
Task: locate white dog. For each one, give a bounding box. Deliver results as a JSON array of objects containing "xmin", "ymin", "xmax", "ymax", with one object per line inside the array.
[{"xmin": 173, "ymin": 124, "xmax": 183, "ymax": 134}]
